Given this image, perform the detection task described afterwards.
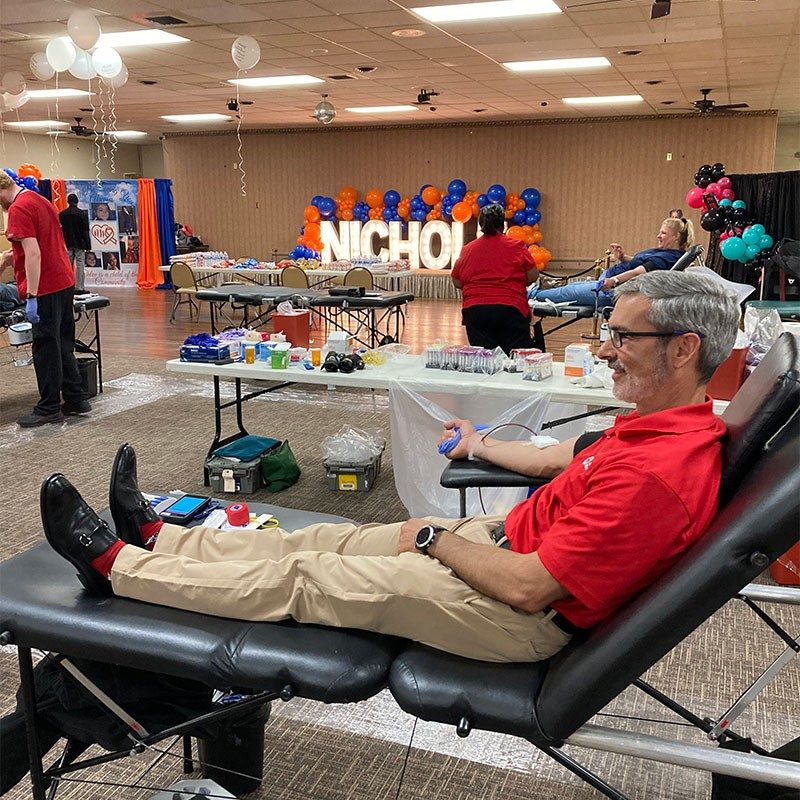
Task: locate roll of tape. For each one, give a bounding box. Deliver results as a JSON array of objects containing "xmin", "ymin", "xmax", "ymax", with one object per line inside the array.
[{"xmin": 226, "ymin": 503, "xmax": 250, "ymax": 526}]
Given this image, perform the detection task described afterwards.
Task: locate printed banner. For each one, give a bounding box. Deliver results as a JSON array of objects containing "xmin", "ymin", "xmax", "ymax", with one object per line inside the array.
[{"xmin": 65, "ymin": 180, "xmax": 139, "ymax": 288}]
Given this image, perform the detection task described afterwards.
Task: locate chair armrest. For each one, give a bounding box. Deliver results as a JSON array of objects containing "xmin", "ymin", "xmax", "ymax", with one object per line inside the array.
[{"xmin": 440, "ymin": 459, "xmax": 550, "ymax": 490}]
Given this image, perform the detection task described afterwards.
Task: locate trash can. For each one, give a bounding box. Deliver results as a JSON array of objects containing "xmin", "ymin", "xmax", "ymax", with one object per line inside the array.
[
  {"xmin": 198, "ymin": 701, "xmax": 270, "ymax": 795},
  {"xmin": 76, "ymin": 356, "xmax": 98, "ymax": 399}
]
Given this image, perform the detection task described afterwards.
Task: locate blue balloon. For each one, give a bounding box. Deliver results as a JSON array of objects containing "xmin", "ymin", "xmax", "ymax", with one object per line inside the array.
[
  {"xmin": 720, "ymin": 236, "xmax": 746, "ymax": 261},
  {"xmin": 512, "ymin": 210, "xmax": 527, "ymax": 225},
  {"xmin": 3, "ymin": 168, "xmax": 17, "ymax": 180},
  {"xmin": 419, "ymin": 184, "xmax": 432, "ymax": 195},
  {"xmin": 22, "ymin": 176, "xmax": 37, "ymax": 190},
  {"xmin": 526, "ymin": 210, "xmax": 541, "ymax": 225},
  {"xmin": 732, "ymin": 200, "xmax": 747, "ymax": 210},
  {"xmin": 411, "ymin": 209, "xmax": 427, "ymax": 221},
  {"xmin": 521, "ymin": 187, "xmax": 541, "ymax": 207},
  {"xmin": 318, "ymin": 196, "xmax": 336, "ymax": 217},
  {"xmin": 384, "ymin": 189, "xmax": 400, "ymax": 207},
  {"xmin": 410, "ymin": 194, "xmax": 423, "ymax": 210},
  {"xmin": 476, "ymin": 194, "xmax": 490, "ymax": 208},
  {"xmin": 311, "ymin": 195, "xmax": 323, "ymax": 208},
  {"xmin": 487, "ymin": 184, "xmax": 506, "ymax": 204},
  {"xmin": 745, "ymin": 244, "xmax": 760, "ymax": 261},
  {"xmin": 447, "ymin": 179, "xmax": 467, "ymax": 199},
  {"xmin": 749, "ymin": 223, "xmax": 765, "ymax": 237},
  {"xmin": 382, "ymin": 206, "xmax": 396, "ymax": 222}
]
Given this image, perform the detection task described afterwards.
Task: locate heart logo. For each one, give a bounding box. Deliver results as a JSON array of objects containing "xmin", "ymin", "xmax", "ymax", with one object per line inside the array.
[{"xmin": 91, "ymin": 224, "xmax": 117, "ymax": 246}]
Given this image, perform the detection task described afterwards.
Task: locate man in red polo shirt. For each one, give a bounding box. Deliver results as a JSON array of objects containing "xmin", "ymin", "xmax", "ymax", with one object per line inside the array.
[
  {"xmin": 0, "ymin": 170, "xmax": 90, "ymax": 427},
  {"xmin": 42, "ymin": 272, "xmax": 739, "ymax": 663}
]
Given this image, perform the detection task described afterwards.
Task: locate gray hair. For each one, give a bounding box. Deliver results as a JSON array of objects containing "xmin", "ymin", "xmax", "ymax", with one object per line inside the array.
[{"xmin": 615, "ymin": 271, "xmax": 740, "ymax": 382}]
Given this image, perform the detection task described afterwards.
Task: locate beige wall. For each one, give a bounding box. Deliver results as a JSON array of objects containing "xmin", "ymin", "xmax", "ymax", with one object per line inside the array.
[
  {"xmin": 774, "ymin": 123, "xmax": 800, "ymax": 172},
  {"xmin": 139, "ymin": 143, "xmax": 165, "ymax": 178},
  {"xmin": 2, "ymin": 130, "xmax": 142, "ymax": 180},
  {"xmin": 163, "ymin": 113, "xmax": 777, "ymax": 261}
]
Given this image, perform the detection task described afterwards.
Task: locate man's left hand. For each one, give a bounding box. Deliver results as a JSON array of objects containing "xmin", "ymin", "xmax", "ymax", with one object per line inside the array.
[
  {"xmin": 0, "ymin": 250, "xmax": 12, "ymax": 268},
  {"xmin": 397, "ymin": 518, "xmax": 431, "ymax": 555}
]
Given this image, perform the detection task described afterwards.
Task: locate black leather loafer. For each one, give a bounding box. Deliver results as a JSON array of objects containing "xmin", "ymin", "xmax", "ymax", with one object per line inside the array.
[
  {"xmin": 109, "ymin": 443, "xmax": 158, "ymax": 547},
  {"xmin": 40, "ymin": 474, "xmax": 116, "ymax": 595}
]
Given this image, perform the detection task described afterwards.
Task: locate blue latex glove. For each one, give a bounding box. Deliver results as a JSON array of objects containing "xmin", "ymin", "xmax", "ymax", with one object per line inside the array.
[
  {"xmin": 593, "ymin": 279, "xmax": 605, "ymax": 293},
  {"xmin": 438, "ymin": 424, "xmax": 490, "ymax": 455},
  {"xmin": 25, "ymin": 296, "xmax": 40, "ymax": 324}
]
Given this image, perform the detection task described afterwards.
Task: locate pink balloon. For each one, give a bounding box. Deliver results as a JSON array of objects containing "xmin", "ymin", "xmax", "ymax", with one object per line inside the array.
[
  {"xmin": 719, "ymin": 231, "xmax": 730, "ymax": 241},
  {"xmin": 721, "ymin": 188, "xmax": 735, "ymax": 201},
  {"xmin": 685, "ymin": 187, "xmax": 704, "ymax": 209},
  {"xmin": 718, "ymin": 176, "xmax": 732, "ymax": 190},
  {"xmin": 705, "ymin": 182, "xmax": 723, "ymax": 199}
]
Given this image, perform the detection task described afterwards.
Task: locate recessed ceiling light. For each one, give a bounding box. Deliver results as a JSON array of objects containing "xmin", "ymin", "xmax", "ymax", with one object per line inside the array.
[
  {"xmin": 27, "ymin": 89, "xmax": 93, "ymax": 99},
  {"xmin": 228, "ymin": 75, "xmax": 323, "ymax": 88},
  {"xmin": 161, "ymin": 113, "xmax": 231, "ymax": 123},
  {"xmin": 412, "ymin": 0, "xmax": 560, "ymax": 23},
  {"xmin": 61, "ymin": 30, "xmax": 189, "ymax": 48},
  {"xmin": 503, "ymin": 57, "xmax": 610, "ymax": 72},
  {"xmin": 619, "ymin": 49, "xmax": 641, "ymax": 56},
  {"xmin": 310, "ymin": 48, "xmax": 329, "ymax": 55},
  {"xmin": 392, "ymin": 28, "xmax": 427, "ymax": 37},
  {"xmin": 563, "ymin": 94, "xmax": 643, "ymax": 105},
  {"xmin": 356, "ymin": 65, "xmax": 377, "ymax": 73},
  {"xmin": 345, "ymin": 105, "xmax": 418, "ymax": 113},
  {"xmin": 108, "ymin": 130, "xmax": 147, "ymax": 138},
  {"xmin": 6, "ymin": 120, "xmax": 69, "ymax": 129}
]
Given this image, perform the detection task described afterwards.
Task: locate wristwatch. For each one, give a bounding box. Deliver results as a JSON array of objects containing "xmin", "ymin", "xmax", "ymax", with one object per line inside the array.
[{"xmin": 415, "ymin": 524, "xmax": 447, "ymax": 554}]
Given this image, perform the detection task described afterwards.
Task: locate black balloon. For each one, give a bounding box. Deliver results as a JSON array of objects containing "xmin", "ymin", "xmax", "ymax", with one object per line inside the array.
[
  {"xmin": 697, "ymin": 175, "xmax": 712, "ymax": 188},
  {"xmin": 732, "ymin": 207, "xmax": 748, "ymax": 222},
  {"xmin": 701, "ymin": 209, "xmax": 725, "ymax": 232},
  {"xmin": 698, "ymin": 164, "xmax": 713, "ymax": 175},
  {"xmin": 694, "ymin": 172, "xmax": 703, "ymax": 187}
]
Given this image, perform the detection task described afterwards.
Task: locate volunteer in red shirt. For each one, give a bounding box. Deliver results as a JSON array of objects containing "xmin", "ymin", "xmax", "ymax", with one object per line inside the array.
[
  {"xmin": 451, "ymin": 203, "xmax": 539, "ymax": 354},
  {"xmin": 42, "ymin": 272, "xmax": 740, "ymax": 664},
  {"xmin": 0, "ymin": 170, "xmax": 90, "ymax": 427}
]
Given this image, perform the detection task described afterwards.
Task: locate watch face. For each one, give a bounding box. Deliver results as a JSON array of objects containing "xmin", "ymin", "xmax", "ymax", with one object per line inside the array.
[{"xmin": 415, "ymin": 525, "xmax": 434, "ymax": 549}]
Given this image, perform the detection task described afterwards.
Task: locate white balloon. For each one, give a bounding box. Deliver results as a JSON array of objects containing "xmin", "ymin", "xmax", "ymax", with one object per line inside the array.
[
  {"xmin": 92, "ymin": 46, "xmax": 122, "ymax": 79},
  {"xmin": 46, "ymin": 38, "xmax": 76, "ymax": 72},
  {"xmin": 67, "ymin": 9, "xmax": 101, "ymax": 51},
  {"xmin": 231, "ymin": 36, "xmax": 260, "ymax": 71},
  {"xmin": 2, "ymin": 71, "xmax": 26, "ymax": 95},
  {"xmin": 68, "ymin": 48, "xmax": 97, "ymax": 80},
  {"xmin": 30, "ymin": 52, "xmax": 55, "ymax": 82},
  {"xmin": 2, "ymin": 91, "xmax": 30, "ymax": 111},
  {"xmin": 101, "ymin": 62, "xmax": 128, "ymax": 89}
]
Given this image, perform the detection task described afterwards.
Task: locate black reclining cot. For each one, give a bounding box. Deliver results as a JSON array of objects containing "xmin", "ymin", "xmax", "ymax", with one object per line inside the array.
[{"xmin": 1, "ymin": 334, "xmax": 798, "ymax": 799}]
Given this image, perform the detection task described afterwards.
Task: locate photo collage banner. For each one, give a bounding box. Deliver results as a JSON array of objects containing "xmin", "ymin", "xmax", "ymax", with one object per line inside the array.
[{"xmin": 65, "ymin": 180, "xmax": 139, "ymax": 287}]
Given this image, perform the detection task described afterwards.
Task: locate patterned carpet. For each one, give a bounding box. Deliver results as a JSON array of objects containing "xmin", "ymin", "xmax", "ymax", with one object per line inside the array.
[{"xmin": 0, "ymin": 355, "xmax": 797, "ymax": 800}]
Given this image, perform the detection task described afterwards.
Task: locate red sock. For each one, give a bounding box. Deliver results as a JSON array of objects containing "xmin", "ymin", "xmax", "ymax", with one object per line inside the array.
[
  {"xmin": 90, "ymin": 540, "xmax": 126, "ymax": 578},
  {"xmin": 141, "ymin": 520, "xmax": 163, "ymax": 550}
]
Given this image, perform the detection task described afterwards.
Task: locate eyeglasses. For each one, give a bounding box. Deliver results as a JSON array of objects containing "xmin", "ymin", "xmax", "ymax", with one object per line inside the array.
[{"xmin": 607, "ymin": 328, "xmax": 706, "ymax": 349}]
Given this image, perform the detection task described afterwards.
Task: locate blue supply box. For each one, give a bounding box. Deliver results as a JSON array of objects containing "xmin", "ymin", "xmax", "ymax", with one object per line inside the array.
[{"xmin": 180, "ymin": 343, "xmax": 232, "ymax": 363}]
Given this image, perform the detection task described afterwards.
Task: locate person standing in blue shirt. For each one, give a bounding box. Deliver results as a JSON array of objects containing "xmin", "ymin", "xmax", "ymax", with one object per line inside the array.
[{"xmin": 529, "ymin": 217, "xmax": 694, "ymax": 307}]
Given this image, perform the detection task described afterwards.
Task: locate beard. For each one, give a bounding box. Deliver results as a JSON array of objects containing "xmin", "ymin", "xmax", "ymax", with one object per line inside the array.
[{"xmin": 608, "ymin": 351, "xmax": 669, "ymax": 404}]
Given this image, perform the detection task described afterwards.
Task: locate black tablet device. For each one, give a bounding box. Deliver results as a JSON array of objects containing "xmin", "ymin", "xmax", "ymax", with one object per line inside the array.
[{"xmin": 159, "ymin": 494, "xmax": 211, "ymax": 524}]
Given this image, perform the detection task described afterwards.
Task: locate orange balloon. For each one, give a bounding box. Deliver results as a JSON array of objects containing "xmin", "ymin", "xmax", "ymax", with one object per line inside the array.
[
  {"xmin": 471, "ymin": 203, "xmax": 479, "ymax": 218},
  {"xmin": 305, "ymin": 222, "xmax": 321, "ymax": 237},
  {"xmin": 422, "ymin": 186, "xmax": 441, "ymax": 205},
  {"xmin": 516, "ymin": 199, "xmax": 525, "ymax": 211},
  {"xmin": 304, "ymin": 205, "xmax": 320, "ymax": 223},
  {"xmin": 504, "ymin": 209, "xmax": 514, "ymax": 219},
  {"xmin": 452, "ymin": 200, "xmax": 472, "ymax": 224},
  {"xmin": 507, "ymin": 226, "xmax": 525, "ymax": 241},
  {"xmin": 366, "ymin": 189, "xmax": 383, "ymax": 209},
  {"xmin": 534, "ymin": 247, "xmax": 552, "ymax": 268},
  {"xmin": 341, "ymin": 210, "xmax": 353, "ymax": 221},
  {"xmin": 522, "ymin": 225, "xmax": 532, "ymax": 235},
  {"xmin": 532, "ymin": 231, "xmax": 543, "ymax": 244},
  {"xmin": 338, "ymin": 186, "xmax": 357, "ymax": 203}
]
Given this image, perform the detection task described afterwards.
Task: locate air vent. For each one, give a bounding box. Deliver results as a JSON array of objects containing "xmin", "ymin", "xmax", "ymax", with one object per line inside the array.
[
  {"xmin": 139, "ymin": 80, "xmax": 158, "ymax": 86},
  {"xmin": 145, "ymin": 15, "xmax": 188, "ymax": 25},
  {"xmin": 327, "ymin": 74, "xmax": 356, "ymax": 81}
]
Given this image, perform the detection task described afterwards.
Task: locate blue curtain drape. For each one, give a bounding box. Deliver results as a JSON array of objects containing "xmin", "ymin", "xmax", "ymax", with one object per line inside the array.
[
  {"xmin": 39, "ymin": 179, "xmax": 53, "ymax": 202},
  {"xmin": 154, "ymin": 178, "xmax": 176, "ymax": 289}
]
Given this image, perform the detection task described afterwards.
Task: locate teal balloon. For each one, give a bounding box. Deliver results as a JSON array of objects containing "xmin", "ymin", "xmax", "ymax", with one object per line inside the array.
[
  {"xmin": 719, "ymin": 198, "xmax": 733, "ymax": 208},
  {"xmin": 745, "ymin": 244, "xmax": 760, "ymax": 260},
  {"xmin": 759, "ymin": 234, "xmax": 774, "ymax": 251},
  {"xmin": 732, "ymin": 200, "xmax": 747, "ymax": 210},
  {"xmin": 742, "ymin": 226, "xmax": 761, "ymax": 246},
  {"xmin": 720, "ymin": 236, "xmax": 746, "ymax": 261},
  {"xmin": 749, "ymin": 223, "xmax": 765, "ymax": 237},
  {"xmin": 738, "ymin": 255, "xmax": 750, "ymax": 264}
]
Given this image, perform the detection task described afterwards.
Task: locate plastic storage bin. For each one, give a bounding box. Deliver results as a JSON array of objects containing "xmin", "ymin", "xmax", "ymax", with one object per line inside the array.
[
  {"xmin": 325, "ymin": 451, "xmax": 383, "ymax": 492},
  {"xmin": 206, "ymin": 456, "xmax": 262, "ymax": 494},
  {"xmin": 76, "ymin": 356, "xmax": 98, "ymax": 399}
]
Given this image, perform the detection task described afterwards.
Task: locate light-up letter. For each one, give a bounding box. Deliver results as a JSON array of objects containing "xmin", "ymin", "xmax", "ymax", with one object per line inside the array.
[
  {"xmin": 419, "ymin": 221, "xmax": 452, "ymax": 270},
  {"xmin": 360, "ymin": 220, "xmax": 390, "ymax": 261},
  {"xmin": 321, "ymin": 220, "xmax": 350, "ymax": 264},
  {"xmin": 388, "ymin": 221, "xmax": 421, "ymax": 268},
  {"xmin": 348, "ymin": 221, "xmax": 363, "ymax": 258},
  {"xmin": 450, "ymin": 221, "xmax": 464, "ymax": 266}
]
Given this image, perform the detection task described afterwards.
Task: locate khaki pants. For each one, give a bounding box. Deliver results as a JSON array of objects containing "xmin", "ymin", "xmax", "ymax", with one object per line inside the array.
[{"xmin": 111, "ymin": 516, "xmax": 570, "ymax": 663}]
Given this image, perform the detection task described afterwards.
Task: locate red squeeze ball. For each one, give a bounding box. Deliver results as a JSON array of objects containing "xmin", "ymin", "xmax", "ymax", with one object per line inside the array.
[{"xmin": 226, "ymin": 503, "xmax": 250, "ymax": 526}]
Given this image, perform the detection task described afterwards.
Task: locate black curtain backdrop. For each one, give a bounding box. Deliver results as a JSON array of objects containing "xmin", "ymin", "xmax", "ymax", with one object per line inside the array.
[{"xmin": 706, "ymin": 170, "xmax": 800, "ymax": 294}]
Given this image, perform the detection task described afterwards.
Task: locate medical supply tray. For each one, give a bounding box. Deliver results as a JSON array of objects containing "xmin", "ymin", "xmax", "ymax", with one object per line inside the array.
[
  {"xmin": 324, "ymin": 450, "xmax": 383, "ymax": 492},
  {"xmin": 206, "ymin": 456, "xmax": 262, "ymax": 494}
]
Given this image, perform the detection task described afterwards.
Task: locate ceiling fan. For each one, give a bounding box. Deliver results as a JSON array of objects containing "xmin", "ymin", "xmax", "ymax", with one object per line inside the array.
[
  {"xmin": 414, "ymin": 89, "xmax": 439, "ymax": 106},
  {"xmin": 65, "ymin": 117, "xmax": 96, "ymax": 137},
  {"xmin": 687, "ymin": 88, "xmax": 749, "ymax": 113}
]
